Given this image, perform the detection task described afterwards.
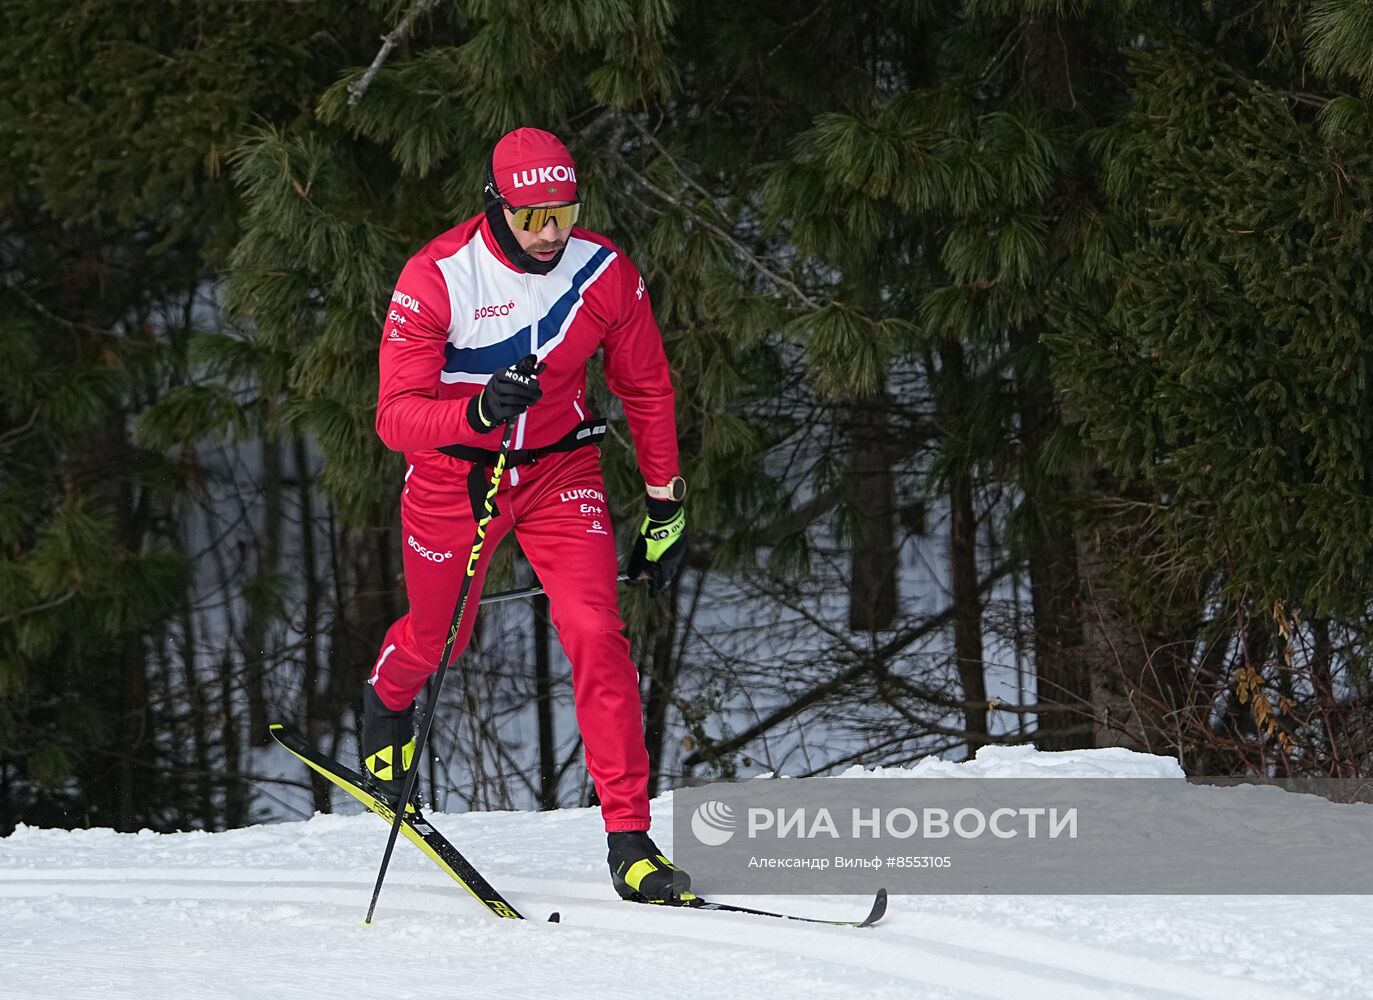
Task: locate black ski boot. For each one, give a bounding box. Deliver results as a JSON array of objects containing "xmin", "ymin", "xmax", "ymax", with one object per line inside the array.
[
  {"xmin": 360, "ymin": 684, "xmax": 417, "ymax": 809},
  {"xmin": 607, "ymin": 830, "xmax": 691, "ymax": 902}
]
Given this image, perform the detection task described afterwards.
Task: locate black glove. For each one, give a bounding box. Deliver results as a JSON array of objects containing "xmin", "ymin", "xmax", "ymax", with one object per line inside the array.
[
  {"xmin": 626, "ymin": 497, "xmax": 686, "ymax": 595},
  {"xmin": 467, "ymin": 354, "xmax": 546, "ymax": 432}
]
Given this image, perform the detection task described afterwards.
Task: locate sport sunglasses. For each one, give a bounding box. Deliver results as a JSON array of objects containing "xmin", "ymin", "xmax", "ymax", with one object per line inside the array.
[{"xmin": 504, "ymin": 201, "xmax": 581, "ymax": 232}]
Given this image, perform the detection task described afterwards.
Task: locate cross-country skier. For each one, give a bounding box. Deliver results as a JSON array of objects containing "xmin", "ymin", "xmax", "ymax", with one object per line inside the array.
[{"xmin": 361, "ymin": 127, "xmax": 690, "ymax": 904}]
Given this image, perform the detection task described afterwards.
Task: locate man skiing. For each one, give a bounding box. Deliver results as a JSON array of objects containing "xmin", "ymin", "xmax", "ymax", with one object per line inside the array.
[{"xmin": 362, "ymin": 127, "xmax": 690, "ymax": 904}]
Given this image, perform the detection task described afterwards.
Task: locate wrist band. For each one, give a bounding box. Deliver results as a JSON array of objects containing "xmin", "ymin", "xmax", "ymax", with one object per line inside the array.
[{"xmin": 645, "ymin": 476, "xmax": 686, "ymax": 501}]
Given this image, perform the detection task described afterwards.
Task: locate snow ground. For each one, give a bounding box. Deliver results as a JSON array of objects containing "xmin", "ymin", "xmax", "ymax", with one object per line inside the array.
[{"xmin": 3, "ymin": 747, "xmax": 1369, "ymax": 1000}]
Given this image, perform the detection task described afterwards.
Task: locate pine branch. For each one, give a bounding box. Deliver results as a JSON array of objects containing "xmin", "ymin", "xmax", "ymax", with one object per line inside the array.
[
  {"xmin": 603, "ymin": 139, "xmax": 820, "ymax": 309},
  {"xmin": 1277, "ymin": 89, "xmax": 1335, "ymax": 110},
  {"xmin": 347, "ymin": 0, "xmax": 444, "ymax": 107},
  {"xmin": 0, "ymin": 409, "xmax": 39, "ymax": 450},
  {"xmin": 625, "ymin": 116, "xmax": 718, "ymax": 207},
  {"xmin": 0, "ymin": 589, "xmax": 78, "ymax": 626},
  {"xmin": 706, "ymin": 3, "xmax": 835, "ymax": 115},
  {"xmin": 3, "ymin": 278, "xmax": 103, "ymax": 334}
]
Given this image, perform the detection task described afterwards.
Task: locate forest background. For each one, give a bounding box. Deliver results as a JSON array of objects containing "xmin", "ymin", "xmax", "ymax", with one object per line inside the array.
[{"xmin": 5, "ymin": 0, "xmax": 1373, "ymax": 834}]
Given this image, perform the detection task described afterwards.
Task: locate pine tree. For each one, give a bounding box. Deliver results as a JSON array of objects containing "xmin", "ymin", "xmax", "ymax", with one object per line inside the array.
[
  {"xmin": 1050, "ymin": 16, "xmax": 1373, "ymax": 772},
  {"xmin": 0, "ymin": 0, "xmax": 379, "ymax": 830}
]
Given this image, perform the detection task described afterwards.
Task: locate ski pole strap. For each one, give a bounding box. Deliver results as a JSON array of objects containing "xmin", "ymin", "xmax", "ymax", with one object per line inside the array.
[{"xmin": 437, "ymin": 417, "xmax": 607, "ymax": 468}]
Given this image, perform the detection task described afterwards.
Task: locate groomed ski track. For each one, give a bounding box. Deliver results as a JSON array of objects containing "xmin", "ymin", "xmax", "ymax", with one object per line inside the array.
[{"xmin": 3, "ymin": 806, "xmax": 1365, "ymax": 1000}]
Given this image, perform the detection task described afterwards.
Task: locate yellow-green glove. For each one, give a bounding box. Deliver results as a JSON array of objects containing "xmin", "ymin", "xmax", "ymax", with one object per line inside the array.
[{"xmin": 626, "ymin": 498, "xmax": 685, "ymax": 595}]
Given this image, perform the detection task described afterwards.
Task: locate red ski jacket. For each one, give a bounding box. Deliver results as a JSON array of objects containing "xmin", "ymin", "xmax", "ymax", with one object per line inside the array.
[{"xmin": 376, "ymin": 214, "xmax": 679, "ymax": 489}]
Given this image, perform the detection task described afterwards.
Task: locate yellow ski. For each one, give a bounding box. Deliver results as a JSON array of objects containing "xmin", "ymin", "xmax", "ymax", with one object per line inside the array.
[{"xmin": 271, "ymin": 723, "xmax": 524, "ymax": 920}]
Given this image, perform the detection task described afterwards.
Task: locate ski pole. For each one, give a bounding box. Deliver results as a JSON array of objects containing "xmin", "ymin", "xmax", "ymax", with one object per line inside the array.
[
  {"xmin": 479, "ymin": 573, "xmax": 632, "ymax": 607},
  {"xmin": 364, "ymin": 417, "xmax": 517, "ymax": 925}
]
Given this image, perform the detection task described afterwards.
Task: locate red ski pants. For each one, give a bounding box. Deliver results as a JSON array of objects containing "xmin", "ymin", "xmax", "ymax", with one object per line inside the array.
[{"xmin": 368, "ymin": 446, "xmax": 650, "ymax": 832}]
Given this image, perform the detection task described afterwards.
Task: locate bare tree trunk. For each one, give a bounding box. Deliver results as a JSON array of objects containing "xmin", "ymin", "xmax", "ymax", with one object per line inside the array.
[
  {"xmin": 848, "ymin": 385, "xmax": 898, "ymax": 631},
  {"xmin": 936, "ymin": 340, "xmax": 988, "ymax": 743},
  {"xmin": 0, "ymin": 758, "xmax": 11, "ymax": 836},
  {"xmin": 243, "ymin": 435, "xmax": 282, "ymax": 746},
  {"xmin": 109, "ymin": 411, "xmax": 156, "ymax": 831},
  {"xmin": 179, "ymin": 589, "xmax": 214, "ymax": 828},
  {"xmin": 643, "ymin": 580, "xmax": 687, "ymax": 798},
  {"xmin": 324, "ymin": 505, "xmax": 402, "ymax": 765},
  {"xmin": 117, "ymin": 639, "xmax": 151, "ymax": 831},
  {"xmin": 1024, "ymin": 533, "xmax": 1087, "ymax": 747},
  {"xmin": 1011, "ymin": 12, "xmax": 1098, "ymax": 751},
  {"xmin": 219, "ymin": 650, "xmax": 246, "ymax": 828},
  {"xmin": 533, "ymin": 593, "xmax": 557, "ymax": 809},
  {"xmin": 294, "ymin": 437, "xmax": 330, "ymax": 814},
  {"xmin": 1012, "ymin": 326, "xmax": 1090, "ymax": 750},
  {"xmin": 1309, "ymin": 619, "xmax": 1347, "ymax": 774},
  {"xmin": 202, "ymin": 503, "xmax": 250, "ymax": 828},
  {"xmin": 950, "ymin": 467, "xmax": 987, "ymax": 742},
  {"xmin": 1078, "ymin": 521, "xmax": 1157, "ymax": 751}
]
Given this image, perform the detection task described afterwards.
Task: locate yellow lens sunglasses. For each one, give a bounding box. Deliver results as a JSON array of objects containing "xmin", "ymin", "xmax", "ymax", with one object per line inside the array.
[{"xmin": 506, "ymin": 202, "xmax": 581, "ymax": 232}]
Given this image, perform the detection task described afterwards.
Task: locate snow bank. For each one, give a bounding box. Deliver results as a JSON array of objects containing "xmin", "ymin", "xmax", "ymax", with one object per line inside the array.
[
  {"xmin": 838, "ymin": 743, "xmax": 1186, "ymax": 780},
  {"xmin": 3, "ymin": 768, "xmax": 1364, "ymax": 999}
]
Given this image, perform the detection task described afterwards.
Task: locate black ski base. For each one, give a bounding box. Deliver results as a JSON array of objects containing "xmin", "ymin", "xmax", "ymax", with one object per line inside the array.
[{"xmin": 629, "ymin": 887, "xmax": 887, "ymax": 928}]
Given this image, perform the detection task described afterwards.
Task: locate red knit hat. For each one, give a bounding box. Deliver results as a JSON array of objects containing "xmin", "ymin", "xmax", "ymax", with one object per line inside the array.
[{"xmin": 489, "ymin": 128, "xmax": 578, "ymax": 207}]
